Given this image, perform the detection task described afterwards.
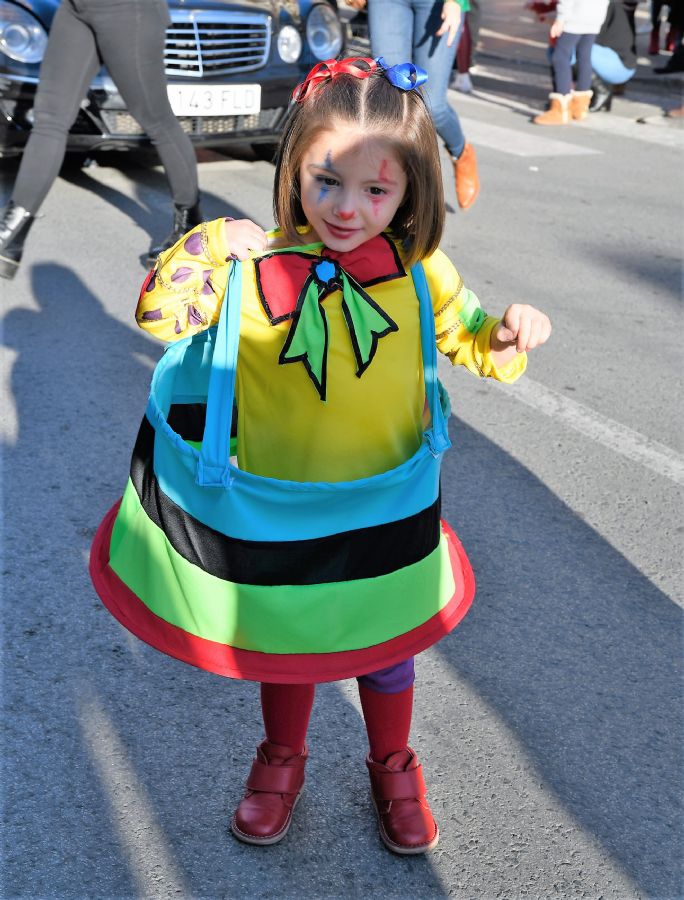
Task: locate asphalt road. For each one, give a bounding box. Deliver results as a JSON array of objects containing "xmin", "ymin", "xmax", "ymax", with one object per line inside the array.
[{"xmin": 1, "ymin": 69, "xmax": 683, "ymax": 900}]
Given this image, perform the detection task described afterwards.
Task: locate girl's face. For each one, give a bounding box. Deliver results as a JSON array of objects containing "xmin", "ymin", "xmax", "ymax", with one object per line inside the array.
[{"xmin": 299, "ymin": 123, "xmax": 408, "ymax": 253}]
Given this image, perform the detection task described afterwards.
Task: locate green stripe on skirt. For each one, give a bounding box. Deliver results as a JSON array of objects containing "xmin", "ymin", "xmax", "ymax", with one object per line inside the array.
[{"xmin": 108, "ymin": 480, "xmax": 456, "ymax": 654}]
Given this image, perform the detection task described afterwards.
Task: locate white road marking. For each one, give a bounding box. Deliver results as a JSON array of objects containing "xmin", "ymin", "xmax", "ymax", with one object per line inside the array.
[
  {"xmin": 77, "ymin": 689, "xmax": 191, "ymax": 898},
  {"xmin": 494, "ymin": 376, "xmax": 684, "ymax": 485},
  {"xmin": 459, "ymin": 116, "xmax": 601, "ymax": 157}
]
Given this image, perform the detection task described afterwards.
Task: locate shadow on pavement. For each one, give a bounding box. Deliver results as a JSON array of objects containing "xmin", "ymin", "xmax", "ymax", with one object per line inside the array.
[{"xmin": 437, "ymin": 415, "xmax": 682, "ymax": 900}]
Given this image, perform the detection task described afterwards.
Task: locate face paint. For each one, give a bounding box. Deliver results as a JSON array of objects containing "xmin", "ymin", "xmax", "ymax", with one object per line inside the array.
[
  {"xmin": 324, "ymin": 150, "xmax": 333, "ymax": 170},
  {"xmin": 378, "ymin": 159, "xmax": 397, "ymax": 186}
]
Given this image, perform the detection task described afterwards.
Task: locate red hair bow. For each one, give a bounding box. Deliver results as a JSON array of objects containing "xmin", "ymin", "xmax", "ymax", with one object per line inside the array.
[{"xmin": 292, "ymin": 57, "xmax": 378, "ymax": 103}]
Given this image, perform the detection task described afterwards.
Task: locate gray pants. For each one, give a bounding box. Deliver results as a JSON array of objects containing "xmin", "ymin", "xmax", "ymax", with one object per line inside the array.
[{"xmin": 12, "ymin": 0, "xmax": 198, "ymax": 213}]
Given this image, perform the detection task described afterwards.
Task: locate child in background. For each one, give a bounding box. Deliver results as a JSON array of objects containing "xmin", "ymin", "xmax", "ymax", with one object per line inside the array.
[
  {"xmin": 91, "ymin": 57, "xmax": 551, "ymax": 855},
  {"xmin": 534, "ymin": 0, "xmax": 610, "ymax": 124}
]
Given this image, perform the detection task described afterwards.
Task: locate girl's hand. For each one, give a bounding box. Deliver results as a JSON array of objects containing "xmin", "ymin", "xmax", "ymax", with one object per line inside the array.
[
  {"xmin": 224, "ymin": 217, "xmax": 268, "ymax": 260},
  {"xmin": 549, "ymin": 18, "xmax": 564, "ymax": 39},
  {"xmin": 492, "ymin": 304, "xmax": 552, "ymax": 354},
  {"xmin": 346, "ymin": 0, "xmax": 367, "ymax": 9},
  {"xmin": 436, "ymin": 1, "xmax": 463, "ymax": 47}
]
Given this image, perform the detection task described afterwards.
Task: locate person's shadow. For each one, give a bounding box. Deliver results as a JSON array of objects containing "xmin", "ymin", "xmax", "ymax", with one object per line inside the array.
[
  {"xmin": 436, "ymin": 414, "xmax": 682, "ymax": 899},
  {"xmin": 1, "ymin": 261, "xmax": 680, "ymax": 898}
]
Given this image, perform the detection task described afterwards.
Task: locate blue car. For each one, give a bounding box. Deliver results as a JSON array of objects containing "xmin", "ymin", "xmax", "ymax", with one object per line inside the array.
[{"xmin": 0, "ymin": 0, "xmax": 345, "ymax": 157}]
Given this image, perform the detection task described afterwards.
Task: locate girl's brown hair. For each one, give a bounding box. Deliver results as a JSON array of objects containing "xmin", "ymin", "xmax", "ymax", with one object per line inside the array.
[{"xmin": 273, "ymin": 69, "xmax": 444, "ymax": 267}]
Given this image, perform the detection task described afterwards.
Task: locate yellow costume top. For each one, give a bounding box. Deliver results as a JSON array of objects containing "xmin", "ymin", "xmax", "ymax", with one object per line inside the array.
[{"xmin": 136, "ymin": 219, "xmax": 526, "ymax": 482}]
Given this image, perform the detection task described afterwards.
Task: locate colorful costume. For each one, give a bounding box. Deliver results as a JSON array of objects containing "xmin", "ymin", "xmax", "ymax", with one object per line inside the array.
[{"xmin": 90, "ymin": 221, "xmax": 525, "ymax": 682}]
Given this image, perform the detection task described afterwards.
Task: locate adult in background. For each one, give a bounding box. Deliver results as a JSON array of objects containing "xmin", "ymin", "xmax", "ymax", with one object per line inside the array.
[
  {"xmin": 347, "ymin": 0, "xmax": 480, "ymax": 210},
  {"xmin": 0, "ymin": 0, "xmax": 201, "ymax": 281},
  {"xmin": 589, "ymin": 0, "xmax": 637, "ymax": 112}
]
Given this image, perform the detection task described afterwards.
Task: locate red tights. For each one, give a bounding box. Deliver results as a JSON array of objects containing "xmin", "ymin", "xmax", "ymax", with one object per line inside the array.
[{"xmin": 260, "ymin": 681, "xmax": 413, "ymax": 763}]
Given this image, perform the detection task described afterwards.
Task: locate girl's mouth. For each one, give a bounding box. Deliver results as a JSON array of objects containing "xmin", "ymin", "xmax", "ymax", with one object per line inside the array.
[{"xmin": 324, "ymin": 221, "xmax": 361, "ymax": 239}]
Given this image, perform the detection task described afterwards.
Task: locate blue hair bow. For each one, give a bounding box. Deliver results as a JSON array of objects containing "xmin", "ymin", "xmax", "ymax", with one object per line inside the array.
[{"xmin": 376, "ymin": 57, "xmax": 428, "ymax": 91}]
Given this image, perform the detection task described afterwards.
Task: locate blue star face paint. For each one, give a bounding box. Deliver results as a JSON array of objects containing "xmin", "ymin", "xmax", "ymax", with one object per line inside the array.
[{"xmin": 317, "ymin": 149, "xmax": 334, "ymax": 203}]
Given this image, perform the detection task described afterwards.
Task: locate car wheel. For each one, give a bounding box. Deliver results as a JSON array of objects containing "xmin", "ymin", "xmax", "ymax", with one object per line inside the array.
[{"xmin": 251, "ymin": 143, "xmax": 279, "ymax": 163}]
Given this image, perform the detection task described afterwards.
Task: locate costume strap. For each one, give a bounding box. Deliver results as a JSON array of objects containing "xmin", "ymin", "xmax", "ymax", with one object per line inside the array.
[
  {"xmin": 196, "ymin": 260, "xmax": 242, "ymax": 487},
  {"xmin": 411, "ymin": 262, "xmax": 451, "ymax": 455}
]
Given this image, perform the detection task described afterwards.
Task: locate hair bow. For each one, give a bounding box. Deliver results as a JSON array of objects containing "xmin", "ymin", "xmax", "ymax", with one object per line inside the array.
[
  {"xmin": 292, "ymin": 57, "xmax": 378, "ymax": 103},
  {"xmin": 376, "ymin": 57, "xmax": 428, "ymax": 91},
  {"xmin": 292, "ymin": 56, "xmax": 428, "ymax": 103}
]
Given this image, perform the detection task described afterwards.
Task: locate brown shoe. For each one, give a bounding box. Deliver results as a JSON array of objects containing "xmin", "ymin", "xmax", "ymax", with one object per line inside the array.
[
  {"xmin": 231, "ymin": 741, "xmax": 307, "ymax": 845},
  {"xmin": 533, "ymin": 92, "xmax": 571, "ymax": 125},
  {"xmin": 452, "ymin": 143, "xmax": 480, "ymax": 210},
  {"xmin": 570, "ymin": 89, "xmax": 593, "ymax": 121},
  {"xmin": 366, "ymin": 747, "xmax": 439, "ymax": 855}
]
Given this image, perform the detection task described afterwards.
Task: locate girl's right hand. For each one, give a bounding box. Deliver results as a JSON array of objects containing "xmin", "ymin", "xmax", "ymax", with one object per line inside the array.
[{"xmin": 224, "ymin": 218, "xmax": 268, "ymax": 260}]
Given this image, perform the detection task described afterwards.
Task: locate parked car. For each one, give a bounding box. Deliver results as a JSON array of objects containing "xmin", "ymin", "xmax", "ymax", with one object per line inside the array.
[{"xmin": 0, "ymin": 0, "xmax": 345, "ymax": 158}]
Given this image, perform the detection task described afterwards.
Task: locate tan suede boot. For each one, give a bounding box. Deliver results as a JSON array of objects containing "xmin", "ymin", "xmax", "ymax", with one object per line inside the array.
[
  {"xmin": 533, "ymin": 93, "xmax": 571, "ymax": 125},
  {"xmin": 570, "ymin": 90, "xmax": 593, "ymax": 121}
]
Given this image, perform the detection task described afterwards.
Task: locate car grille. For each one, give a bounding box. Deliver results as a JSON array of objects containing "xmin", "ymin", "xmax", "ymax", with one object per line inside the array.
[
  {"xmin": 164, "ymin": 11, "xmax": 271, "ymax": 78},
  {"xmin": 101, "ymin": 108, "xmax": 285, "ymax": 137}
]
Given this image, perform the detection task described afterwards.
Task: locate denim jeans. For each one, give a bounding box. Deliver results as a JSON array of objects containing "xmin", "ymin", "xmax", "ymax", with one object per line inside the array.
[{"xmin": 368, "ymin": 0, "xmax": 466, "ymax": 158}]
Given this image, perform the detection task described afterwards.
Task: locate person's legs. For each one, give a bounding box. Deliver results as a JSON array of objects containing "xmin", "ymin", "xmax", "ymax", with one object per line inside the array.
[
  {"xmin": 411, "ymin": 0, "xmax": 465, "ymax": 157},
  {"xmin": 552, "ymin": 31, "xmax": 581, "ymax": 95},
  {"xmin": 11, "ymin": 0, "xmax": 100, "ymax": 213},
  {"xmin": 573, "ymin": 33, "xmax": 596, "ymax": 90},
  {"xmin": 358, "ymin": 659, "xmax": 438, "ymax": 855},
  {"xmin": 368, "ymin": 0, "xmax": 414, "ymax": 64},
  {"xmin": 0, "ymin": 0, "xmax": 100, "ymax": 279},
  {"xmin": 231, "ymin": 682, "xmax": 315, "ymax": 846},
  {"xmin": 91, "ymin": 0, "xmax": 198, "ymax": 208}
]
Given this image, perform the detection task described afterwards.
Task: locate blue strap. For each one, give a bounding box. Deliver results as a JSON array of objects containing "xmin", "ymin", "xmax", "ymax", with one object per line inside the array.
[
  {"xmin": 196, "ymin": 261, "xmax": 242, "ymax": 487},
  {"xmin": 410, "ymin": 262, "xmax": 450, "ymax": 454}
]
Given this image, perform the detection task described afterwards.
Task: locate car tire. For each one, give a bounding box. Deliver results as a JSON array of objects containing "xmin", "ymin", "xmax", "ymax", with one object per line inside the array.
[{"xmin": 251, "ymin": 143, "xmax": 279, "ymax": 163}]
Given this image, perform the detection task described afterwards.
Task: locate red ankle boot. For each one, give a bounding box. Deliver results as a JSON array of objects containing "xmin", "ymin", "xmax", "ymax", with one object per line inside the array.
[
  {"xmin": 366, "ymin": 747, "xmax": 439, "ymax": 855},
  {"xmin": 665, "ymin": 27, "xmax": 681, "ymax": 52},
  {"xmin": 231, "ymin": 741, "xmax": 307, "ymax": 845}
]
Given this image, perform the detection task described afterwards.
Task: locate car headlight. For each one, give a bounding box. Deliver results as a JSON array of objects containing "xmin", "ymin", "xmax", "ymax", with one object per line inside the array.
[
  {"xmin": 0, "ymin": 2, "xmax": 48, "ymax": 64},
  {"xmin": 306, "ymin": 4, "xmax": 343, "ymax": 61},
  {"xmin": 277, "ymin": 24, "xmax": 302, "ymax": 63}
]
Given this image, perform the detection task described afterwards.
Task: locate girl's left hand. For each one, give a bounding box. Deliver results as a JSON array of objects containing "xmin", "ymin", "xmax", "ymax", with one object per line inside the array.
[
  {"xmin": 492, "ymin": 304, "xmax": 552, "ymax": 353},
  {"xmin": 224, "ymin": 218, "xmax": 268, "ymax": 260},
  {"xmin": 436, "ymin": 1, "xmax": 463, "ymax": 47}
]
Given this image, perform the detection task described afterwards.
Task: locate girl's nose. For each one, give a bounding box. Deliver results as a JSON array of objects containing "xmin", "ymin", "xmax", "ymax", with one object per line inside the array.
[{"xmin": 337, "ymin": 209, "xmax": 355, "ymax": 222}]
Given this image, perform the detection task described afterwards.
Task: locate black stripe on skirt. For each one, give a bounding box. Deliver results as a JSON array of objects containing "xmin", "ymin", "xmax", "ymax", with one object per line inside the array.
[{"xmin": 129, "ymin": 409, "xmax": 441, "ymax": 586}]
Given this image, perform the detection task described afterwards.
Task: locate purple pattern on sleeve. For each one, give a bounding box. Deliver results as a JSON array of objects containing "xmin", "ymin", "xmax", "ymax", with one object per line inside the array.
[
  {"xmin": 174, "ymin": 318, "xmax": 182, "ymax": 334},
  {"xmin": 184, "ymin": 232, "xmax": 203, "ymax": 256},
  {"xmin": 141, "ymin": 308, "xmax": 163, "ymax": 321},
  {"xmin": 187, "ymin": 305, "xmax": 204, "ymax": 326},
  {"xmin": 145, "ymin": 273, "xmax": 157, "ymax": 292},
  {"xmin": 171, "ymin": 266, "xmax": 193, "ymax": 283},
  {"xmin": 202, "ymin": 269, "xmax": 213, "ymax": 295}
]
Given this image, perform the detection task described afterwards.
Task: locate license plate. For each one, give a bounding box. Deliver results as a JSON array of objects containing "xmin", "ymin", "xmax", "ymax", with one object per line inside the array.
[{"xmin": 167, "ymin": 84, "xmax": 261, "ymax": 117}]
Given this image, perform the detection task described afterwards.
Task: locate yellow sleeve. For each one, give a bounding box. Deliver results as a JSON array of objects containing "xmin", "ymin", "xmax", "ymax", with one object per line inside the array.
[
  {"xmin": 135, "ymin": 218, "xmax": 232, "ymax": 343},
  {"xmin": 422, "ymin": 249, "xmax": 526, "ymax": 384}
]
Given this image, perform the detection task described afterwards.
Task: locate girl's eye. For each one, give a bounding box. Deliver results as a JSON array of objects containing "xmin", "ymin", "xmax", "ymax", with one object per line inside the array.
[
  {"xmin": 368, "ymin": 186, "xmax": 386, "ymax": 196},
  {"xmin": 315, "ymin": 175, "xmax": 339, "ymax": 187}
]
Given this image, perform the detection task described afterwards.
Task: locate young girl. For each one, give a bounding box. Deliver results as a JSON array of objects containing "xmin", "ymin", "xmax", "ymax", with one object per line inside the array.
[
  {"xmin": 90, "ymin": 57, "xmax": 551, "ymax": 856},
  {"xmin": 533, "ymin": 0, "xmax": 610, "ymax": 124}
]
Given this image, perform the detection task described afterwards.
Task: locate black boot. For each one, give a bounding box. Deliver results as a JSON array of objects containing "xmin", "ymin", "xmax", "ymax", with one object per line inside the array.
[
  {"xmin": 589, "ymin": 74, "xmax": 613, "ymax": 112},
  {"xmin": 147, "ymin": 199, "xmax": 203, "ymax": 265},
  {"xmin": 0, "ymin": 202, "xmax": 35, "ymax": 280}
]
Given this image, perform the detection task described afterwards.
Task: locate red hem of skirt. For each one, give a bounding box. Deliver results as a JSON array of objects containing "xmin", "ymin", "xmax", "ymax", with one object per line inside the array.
[{"xmin": 89, "ymin": 499, "xmax": 476, "ymax": 683}]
